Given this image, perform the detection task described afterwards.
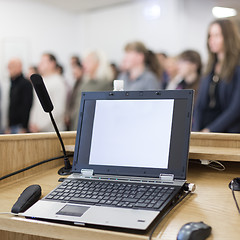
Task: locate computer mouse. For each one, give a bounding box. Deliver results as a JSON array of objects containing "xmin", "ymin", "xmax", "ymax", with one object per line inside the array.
[
  {"xmin": 177, "ymin": 221, "xmax": 212, "ymax": 240},
  {"xmin": 229, "ymin": 178, "xmax": 240, "ymax": 191},
  {"xmin": 11, "ymin": 185, "xmax": 42, "ymax": 214}
]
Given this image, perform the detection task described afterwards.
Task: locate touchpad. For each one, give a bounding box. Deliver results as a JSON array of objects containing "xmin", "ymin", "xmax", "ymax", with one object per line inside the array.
[{"xmin": 56, "ymin": 205, "xmax": 89, "ymax": 217}]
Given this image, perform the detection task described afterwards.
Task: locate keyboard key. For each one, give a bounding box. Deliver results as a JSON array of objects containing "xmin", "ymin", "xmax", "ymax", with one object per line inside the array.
[
  {"xmin": 161, "ymin": 194, "xmax": 170, "ymax": 201},
  {"xmin": 135, "ymin": 203, "xmax": 147, "ymax": 208},
  {"xmin": 147, "ymin": 203, "xmax": 154, "ymax": 208},
  {"xmin": 70, "ymin": 197, "xmax": 99, "ymax": 204},
  {"xmin": 122, "ymin": 198, "xmax": 138, "ymax": 203},
  {"xmin": 154, "ymin": 200, "xmax": 164, "ymax": 209}
]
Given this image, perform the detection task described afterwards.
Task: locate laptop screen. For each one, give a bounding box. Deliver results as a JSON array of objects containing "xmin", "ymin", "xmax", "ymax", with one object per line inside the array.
[
  {"xmin": 89, "ymin": 99, "xmax": 173, "ymax": 169},
  {"xmin": 73, "ymin": 91, "xmax": 193, "ymax": 180}
]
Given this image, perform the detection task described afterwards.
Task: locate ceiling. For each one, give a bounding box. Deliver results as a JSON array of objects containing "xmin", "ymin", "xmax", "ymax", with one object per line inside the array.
[
  {"xmin": 29, "ymin": 0, "xmax": 240, "ymax": 14},
  {"xmin": 32, "ymin": 0, "xmax": 135, "ymax": 13}
]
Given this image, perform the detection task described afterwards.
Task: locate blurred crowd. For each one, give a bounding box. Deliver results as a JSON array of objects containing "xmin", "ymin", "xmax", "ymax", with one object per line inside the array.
[{"xmin": 1, "ymin": 18, "xmax": 240, "ymax": 134}]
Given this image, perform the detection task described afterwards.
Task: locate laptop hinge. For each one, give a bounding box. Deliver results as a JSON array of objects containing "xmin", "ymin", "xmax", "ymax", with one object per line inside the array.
[
  {"xmin": 81, "ymin": 169, "xmax": 94, "ymax": 177},
  {"xmin": 159, "ymin": 174, "xmax": 174, "ymax": 183}
]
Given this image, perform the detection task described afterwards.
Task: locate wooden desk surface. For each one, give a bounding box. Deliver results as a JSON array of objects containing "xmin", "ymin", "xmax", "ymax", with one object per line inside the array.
[{"xmin": 0, "ymin": 161, "xmax": 239, "ymax": 240}]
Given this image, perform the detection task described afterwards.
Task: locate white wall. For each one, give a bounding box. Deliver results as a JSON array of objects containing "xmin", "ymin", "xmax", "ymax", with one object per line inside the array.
[
  {"xmin": 0, "ymin": 0, "xmax": 218, "ymax": 130},
  {"xmin": 0, "ymin": 0, "xmax": 80, "ymax": 129},
  {"xmin": 76, "ymin": 0, "xmax": 215, "ymax": 64},
  {"xmin": 0, "ymin": 0, "xmax": 79, "ymax": 81}
]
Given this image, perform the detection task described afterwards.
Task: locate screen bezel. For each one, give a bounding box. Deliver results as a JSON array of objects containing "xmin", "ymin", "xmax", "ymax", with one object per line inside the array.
[{"xmin": 72, "ymin": 90, "xmax": 193, "ymax": 180}]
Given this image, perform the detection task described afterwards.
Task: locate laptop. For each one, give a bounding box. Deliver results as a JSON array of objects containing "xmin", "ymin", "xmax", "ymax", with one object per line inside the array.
[{"xmin": 22, "ymin": 90, "xmax": 193, "ymax": 231}]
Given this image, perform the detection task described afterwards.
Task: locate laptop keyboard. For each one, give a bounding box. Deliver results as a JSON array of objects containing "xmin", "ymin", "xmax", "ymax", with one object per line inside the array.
[{"xmin": 45, "ymin": 179, "xmax": 177, "ymax": 210}]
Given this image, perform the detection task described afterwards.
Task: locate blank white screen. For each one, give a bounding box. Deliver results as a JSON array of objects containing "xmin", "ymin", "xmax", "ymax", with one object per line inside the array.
[{"xmin": 89, "ymin": 100, "xmax": 174, "ymax": 169}]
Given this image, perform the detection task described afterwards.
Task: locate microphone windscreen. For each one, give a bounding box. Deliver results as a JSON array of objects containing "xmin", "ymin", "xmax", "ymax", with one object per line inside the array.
[{"xmin": 30, "ymin": 74, "xmax": 54, "ymax": 113}]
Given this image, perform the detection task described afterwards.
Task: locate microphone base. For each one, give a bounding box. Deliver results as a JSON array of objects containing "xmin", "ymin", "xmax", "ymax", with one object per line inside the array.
[{"xmin": 58, "ymin": 167, "xmax": 72, "ymax": 176}]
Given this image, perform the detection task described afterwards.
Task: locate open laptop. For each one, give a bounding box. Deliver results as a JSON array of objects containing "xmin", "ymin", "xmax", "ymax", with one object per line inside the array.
[{"xmin": 23, "ymin": 90, "xmax": 193, "ymax": 231}]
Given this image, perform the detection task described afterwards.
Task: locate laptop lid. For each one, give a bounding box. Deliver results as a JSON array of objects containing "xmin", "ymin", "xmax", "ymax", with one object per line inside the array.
[{"xmin": 72, "ymin": 90, "xmax": 193, "ymax": 181}]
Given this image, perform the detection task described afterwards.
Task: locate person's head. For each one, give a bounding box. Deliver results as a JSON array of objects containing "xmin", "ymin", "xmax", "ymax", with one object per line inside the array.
[
  {"xmin": 8, "ymin": 58, "xmax": 23, "ymax": 79},
  {"xmin": 56, "ymin": 64, "xmax": 64, "ymax": 75},
  {"xmin": 38, "ymin": 53, "xmax": 57, "ymax": 77},
  {"xmin": 72, "ymin": 61, "xmax": 83, "ymax": 81},
  {"xmin": 110, "ymin": 63, "xmax": 119, "ymax": 80},
  {"xmin": 71, "ymin": 56, "xmax": 81, "ymax": 67},
  {"xmin": 123, "ymin": 41, "xmax": 162, "ymax": 78},
  {"xmin": 206, "ymin": 19, "xmax": 240, "ymax": 80},
  {"xmin": 164, "ymin": 57, "xmax": 178, "ymax": 79},
  {"xmin": 27, "ymin": 65, "xmax": 38, "ymax": 80},
  {"xmin": 83, "ymin": 50, "xmax": 113, "ymax": 82},
  {"xmin": 123, "ymin": 41, "xmax": 147, "ymax": 70},
  {"xmin": 157, "ymin": 52, "xmax": 168, "ymax": 68},
  {"xmin": 178, "ymin": 50, "xmax": 202, "ymax": 78}
]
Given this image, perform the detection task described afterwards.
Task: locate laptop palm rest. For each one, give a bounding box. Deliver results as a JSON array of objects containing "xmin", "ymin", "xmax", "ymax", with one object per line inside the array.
[{"xmin": 23, "ymin": 200, "xmax": 159, "ymax": 230}]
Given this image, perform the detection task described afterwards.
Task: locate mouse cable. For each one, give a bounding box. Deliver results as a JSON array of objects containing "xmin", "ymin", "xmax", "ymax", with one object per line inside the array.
[
  {"xmin": 0, "ymin": 154, "xmax": 73, "ymax": 182},
  {"xmin": 231, "ymin": 188, "xmax": 240, "ymax": 214},
  {"xmin": 148, "ymin": 190, "xmax": 191, "ymax": 240}
]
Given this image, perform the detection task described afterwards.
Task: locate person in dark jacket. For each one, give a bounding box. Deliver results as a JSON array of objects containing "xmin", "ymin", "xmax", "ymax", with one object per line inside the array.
[
  {"xmin": 7, "ymin": 58, "xmax": 33, "ymax": 133},
  {"xmin": 193, "ymin": 19, "xmax": 240, "ymax": 133}
]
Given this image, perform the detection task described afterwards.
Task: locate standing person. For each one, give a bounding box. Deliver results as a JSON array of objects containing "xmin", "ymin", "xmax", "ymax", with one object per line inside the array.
[
  {"xmin": 30, "ymin": 53, "xmax": 67, "ymax": 132},
  {"xmin": 165, "ymin": 56, "xmax": 181, "ymax": 90},
  {"xmin": 80, "ymin": 49, "xmax": 113, "ymax": 93},
  {"xmin": 65, "ymin": 49, "xmax": 113, "ymax": 130},
  {"xmin": 71, "ymin": 56, "xmax": 81, "ymax": 67},
  {"xmin": 6, "ymin": 58, "xmax": 33, "ymax": 133},
  {"xmin": 193, "ymin": 19, "xmax": 240, "ymax": 133},
  {"xmin": 176, "ymin": 50, "xmax": 202, "ymax": 95},
  {"xmin": 27, "ymin": 66, "xmax": 38, "ymax": 81},
  {"xmin": 65, "ymin": 61, "xmax": 84, "ymax": 131},
  {"xmin": 157, "ymin": 52, "xmax": 169, "ymax": 89},
  {"xmin": 118, "ymin": 41, "xmax": 161, "ymax": 90}
]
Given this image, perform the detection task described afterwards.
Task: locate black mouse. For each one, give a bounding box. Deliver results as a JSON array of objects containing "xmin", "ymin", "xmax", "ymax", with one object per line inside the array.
[
  {"xmin": 177, "ymin": 221, "xmax": 212, "ymax": 240},
  {"xmin": 11, "ymin": 185, "xmax": 42, "ymax": 214},
  {"xmin": 229, "ymin": 178, "xmax": 240, "ymax": 191}
]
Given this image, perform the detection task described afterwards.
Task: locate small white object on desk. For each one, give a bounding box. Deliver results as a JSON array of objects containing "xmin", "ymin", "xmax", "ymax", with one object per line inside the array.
[{"xmin": 113, "ymin": 80, "xmax": 124, "ymax": 91}]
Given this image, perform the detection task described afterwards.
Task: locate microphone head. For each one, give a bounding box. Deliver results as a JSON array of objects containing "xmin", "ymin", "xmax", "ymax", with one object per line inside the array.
[{"xmin": 30, "ymin": 74, "xmax": 54, "ymax": 113}]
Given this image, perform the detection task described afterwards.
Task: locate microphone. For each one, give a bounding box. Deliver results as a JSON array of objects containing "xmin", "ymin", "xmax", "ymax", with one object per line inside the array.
[{"xmin": 30, "ymin": 74, "xmax": 72, "ymax": 175}]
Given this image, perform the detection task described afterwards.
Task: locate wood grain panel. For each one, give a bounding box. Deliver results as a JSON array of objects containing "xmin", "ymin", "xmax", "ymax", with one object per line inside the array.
[
  {"xmin": 0, "ymin": 132, "xmax": 76, "ymax": 185},
  {"xmin": 0, "ymin": 163, "xmax": 240, "ymax": 240}
]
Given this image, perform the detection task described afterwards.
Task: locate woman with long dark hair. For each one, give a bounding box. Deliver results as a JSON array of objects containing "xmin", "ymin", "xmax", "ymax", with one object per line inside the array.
[
  {"xmin": 118, "ymin": 41, "xmax": 162, "ymax": 90},
  {"xmin": 193, "ymin": 19, "xmax": 240, "ymax": 133}
]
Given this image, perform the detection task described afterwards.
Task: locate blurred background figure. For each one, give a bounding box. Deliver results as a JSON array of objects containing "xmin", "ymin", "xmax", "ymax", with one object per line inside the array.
[
  {"xmin": 65, "ymin": 61, "xmax": 83, "ymax": 131},
  {"xmin": 56, "ymin": 63, "xmax": 64, "ymax": 76},
  {"xmin": 27, "ymin": 66, "xmax": 39, "ymax": 81},
  {"xmin": 63, "ymin": 50, "xmax": 113, "ymax": 131},
  {"xmin": 118, "ymin": 41, "xmax": 161, "ymax": 91},
  {"xmin": 6, "ymin": 58, "xmax": 33, "ymax": 134},
  {"xmin": 81, "ymin": 49, "xmax": 113, "ymax": 91},
  {"xmin": 165, "ymin": 56, "xmax": 181, "ymax": 90},
  {"xmin": 176, "ymin": 50, "xmax": 202, "ymax": 95},
  {"xmin": 193, "ymin": 19, "xmax": 240, "ymax": 133},
  {"xmin": 110, "ymin": 62, "xmax": 120, "ymax": 81},
  {"xmin": 30, "ymin": 53, "xmax": 67, "ymax": 132},
  {"xmin": 71, "ymin": 55, "xmax": 81, "ymax": 67},
  {"xmin": 157, "ymin": 52, "xmax": 169, "ymax": 89}
]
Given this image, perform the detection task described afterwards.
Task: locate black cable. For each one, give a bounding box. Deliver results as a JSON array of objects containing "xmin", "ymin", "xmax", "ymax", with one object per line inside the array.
[
  {"xmin": 231, "ymin": 189, "xmax": 240, "ymax": 214},
  {"xmin": 148, "ymin": 191, "xmax": 191, "ymax": 240},
  {"xmin": 0, "ymin": 154, "xmax": 73, "ymax": 181}
]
